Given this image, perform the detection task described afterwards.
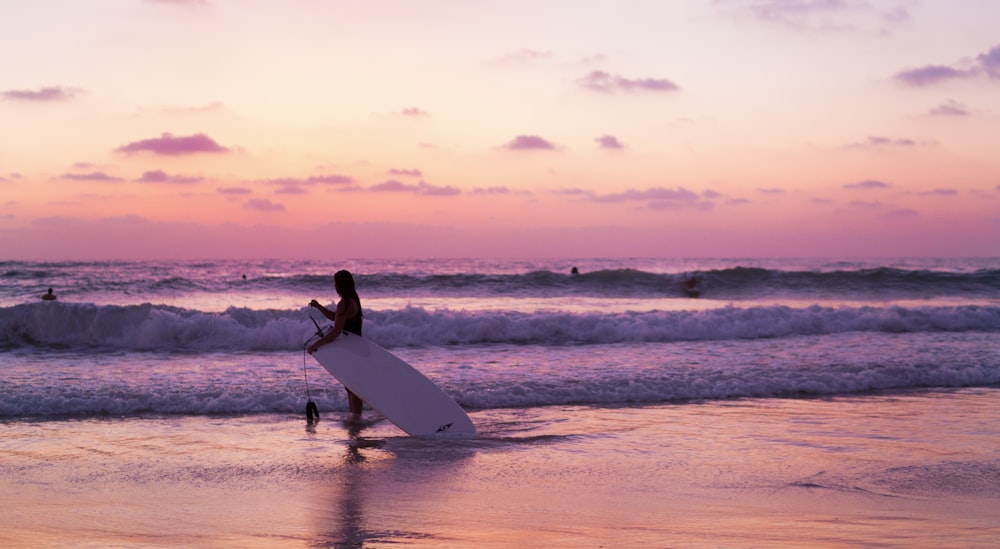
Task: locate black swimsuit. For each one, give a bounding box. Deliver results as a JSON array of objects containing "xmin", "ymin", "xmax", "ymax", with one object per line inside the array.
[{"xmin": 343, "ymin": 298, "xmax": 362, "ymax": 336}]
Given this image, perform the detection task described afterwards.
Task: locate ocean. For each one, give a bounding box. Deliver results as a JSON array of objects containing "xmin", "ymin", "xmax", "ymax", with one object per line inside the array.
[{"xmin": 2, "ymin": 257, "xmax": 999, "ymax": 546}]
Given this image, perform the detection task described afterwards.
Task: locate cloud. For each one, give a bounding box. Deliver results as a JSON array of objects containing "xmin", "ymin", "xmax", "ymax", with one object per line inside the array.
[
  {"xmin": 400, "ymin": 107, "xmax": 428, "ymax": 117},
  {"xmin": 894, "ymin": 65, "xmax": 973, "ymax": 87},
  {"xmin": 503, "ymin": 135, "xmax": 556, "ymax": 151},
  {"xmin": 259, "ymin": 174, "xmax": 355, "ymax": 195},
  {"xmin": 262, "ymin": 174, "xmax": 354, "ymax": 186},
  {"xmin": 243, "ymin": 198, "xmax": 284, "ymax": 212},
  {"xmin": 845, "ymin": 135, "xmax": 930, "ymax": 149},
  {"xmin": 756, "ymin": 187, "xmax": 785, "ymax": 195},
  {"xmin": 388, "ymin": 168, "xmax": 423, "ymax": 177},
  {"xmin": 917, "ymin": 188, "xmax": 958, "ymax": 196},
  {"xmin": 894, "ymin": 43, "xmax": 1000, "ymax": 87},
  {"xmin": 848, "ymin": 200, "xmax": 884, "ymax": 209},
  {"xmin": 488, "ymin": 48, "xmax": 553, "ymax": 67},
  {"xmin": 978, "ymin": 44, "xmax": 1000, "ymax": 78},
  {"xmin": 595, "ymin": 135, "xmax": 624, "ymax": 149},
  {"xmin": 578, "ymin": 71, "xmax": 679, "ymax": 93},
  {"xmin": 717, "ymin": 0, "xmax": 914, "ymax": 33},
  {"xmin": 60, "ymin": 172, "xmax": 125, "ymax": 182},
  {"xmin": 844, "ymin": 179, "xmax": 891, "ymax": 189},
  {"xmin": 275, "ymin": 185, "xmax": 308, "ymax": 195},
  {"xmin": 369, "ymin": 180, "xmax": 460, "ymax": 196},
  {"xmin": 136, "ymin": 170, "xmax": 203, "ymax": 184},
  {"xmin": 217, "ymin": 187, "xmax": 252, "ymax": 195},
  {"xmin": 472, "ymin": 186, "xmax": 514, "ymax": 195},
  {"xmin": 115, "ymin": 132, "xmax": 230, "ymax": 156},
  {"xmin": 2, "ymin": 86, "xmax": 81, "ymax": 102},
  {"xmin": 929, "ymin": 99, "xmax": 970, "ymax": 117},
  {"xmin": 585, "ymin": 186, "xmax": 713, "ymax": 210},
  {"xmin": 887, "ymin": 208, "xmax": 919, "ymax": 218}
]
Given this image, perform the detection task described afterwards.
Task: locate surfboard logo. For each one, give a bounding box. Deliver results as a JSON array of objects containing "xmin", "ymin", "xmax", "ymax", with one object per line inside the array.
[{"xmin": 436, "ymin": 423, "xmax": 454, "ymax": 432}]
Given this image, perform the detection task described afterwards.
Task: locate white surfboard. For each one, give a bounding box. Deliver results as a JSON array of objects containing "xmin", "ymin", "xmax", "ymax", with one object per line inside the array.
[{"xmin": 309, "ymin": 328, "xmax": 475, "ymax": 437}]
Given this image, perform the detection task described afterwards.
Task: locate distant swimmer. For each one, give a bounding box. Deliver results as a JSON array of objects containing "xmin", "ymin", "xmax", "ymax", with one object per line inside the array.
[
  {"xmin": 571, "ymin": 266, "xmax": 580, "ymax": 276},
  {"xmin": 41, "ymin": 288, "xmax": 57, "ymax": 301},
  {"xmin": 682, "ymin": 276, "xmax": 702, "ymax": 298}
]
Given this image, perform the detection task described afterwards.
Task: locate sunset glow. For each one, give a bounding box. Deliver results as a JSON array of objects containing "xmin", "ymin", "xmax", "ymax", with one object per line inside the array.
[{"xmin": 2, "ymin": 0, "xmax": 999, "ymax": 259}]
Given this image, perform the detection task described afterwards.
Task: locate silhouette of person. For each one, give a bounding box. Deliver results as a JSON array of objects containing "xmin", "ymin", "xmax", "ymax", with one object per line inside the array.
[
  {"xmin": 571, "ymin": 266, "xmax": 580, "ymax": 276},
  {"xmin": 41, "ymin": 288, "xmax": 57, "ymax": 301},
  {"xmin": 307, "ymin": 270, "xmax": 365, "ymax": 415}
]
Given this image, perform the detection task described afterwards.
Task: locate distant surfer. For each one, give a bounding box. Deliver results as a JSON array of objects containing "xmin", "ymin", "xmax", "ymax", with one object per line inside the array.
[
  {"xmin": 682, "ymin": 276, "xmax": 702, "ymax": 298},
  {"xmin": 41, "ymin": 288, "xmax": 57, "ymax": 301},
  {"xmin": 571, "ymin": 266, "xmax": 579, "ymax": 276},
  {"xmin": 307, "ymin": 270, "xmax": 365, "ymax": 415}
]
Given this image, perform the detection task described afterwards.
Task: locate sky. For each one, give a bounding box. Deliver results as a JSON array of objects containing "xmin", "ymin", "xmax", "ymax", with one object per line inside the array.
[{"xmin": 1, "ymin": 0, "xmax": 999, "ymax": 260}]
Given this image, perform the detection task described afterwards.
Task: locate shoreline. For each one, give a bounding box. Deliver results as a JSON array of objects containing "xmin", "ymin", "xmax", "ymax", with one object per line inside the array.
[{"xmin": 3, "ymin": 389, "xmax": 999, "ymax": 547}]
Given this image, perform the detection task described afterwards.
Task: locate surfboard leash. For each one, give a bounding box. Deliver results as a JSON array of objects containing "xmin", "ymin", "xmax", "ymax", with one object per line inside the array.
[
  {"xmin": 302, "ymin": 316, "xmax": 325, "ymax": 423},
  {"xmin": 302, "ymin": 347, "xmax": 320, "ymax": 423}
]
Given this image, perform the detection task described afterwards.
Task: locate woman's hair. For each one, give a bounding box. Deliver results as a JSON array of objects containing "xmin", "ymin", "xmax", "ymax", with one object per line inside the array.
[{"xmin": 334, "ymin": 270, "xmax": 362, "ymax": 315}]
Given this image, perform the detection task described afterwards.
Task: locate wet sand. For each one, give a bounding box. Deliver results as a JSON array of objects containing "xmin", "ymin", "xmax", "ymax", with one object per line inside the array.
[{"xmin": 2, "ymin": 389, "xmax": 999, "ymax": 547}]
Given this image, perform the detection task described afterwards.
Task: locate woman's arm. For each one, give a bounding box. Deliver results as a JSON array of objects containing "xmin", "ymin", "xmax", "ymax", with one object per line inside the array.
[
  {"xmin": 307, "ymin": 299, "xmax": 354, "ymax": 353},
  {"xmin": 309, "ymin": 299, "xmax": 337, "ymax": 321}
]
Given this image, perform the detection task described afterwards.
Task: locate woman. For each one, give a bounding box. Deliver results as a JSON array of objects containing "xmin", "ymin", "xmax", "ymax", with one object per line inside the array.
[{"xmin": 307, "ymin": 269, "xmax": 364, "ymax": 414}]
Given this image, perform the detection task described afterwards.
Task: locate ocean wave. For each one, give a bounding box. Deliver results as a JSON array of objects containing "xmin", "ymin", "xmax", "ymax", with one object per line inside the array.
[
  {"xmin": 2, "ymin": 301, "xmax": 999, "ymax": 352},
  {"xmin": 6, "ymin": 261, "xmax": 1000, "ymax": 303},
  {"xmin": 3, "ymin": 332, "xmax": 998, "ymax": 419}
]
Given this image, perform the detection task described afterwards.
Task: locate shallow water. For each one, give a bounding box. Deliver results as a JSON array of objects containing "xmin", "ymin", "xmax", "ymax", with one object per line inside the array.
[{"xmin": 3, "ymin": 389, "xmax": 999, "ymax": 547}]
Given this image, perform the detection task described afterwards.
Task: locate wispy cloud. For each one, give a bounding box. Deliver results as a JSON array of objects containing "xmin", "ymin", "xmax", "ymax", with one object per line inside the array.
[
  {"xmin": 572, "ymin": 186, "xmax": 713, "ymax": 210},
  {"xmin": 369, "ymin": 180, "xmax": 460, "ymax": 196},
  {"xmin": 400, "ymin": 107, "xmax": 428, "ymax": 117},
  {"xmin": 894, "ymin": 43, "xmax": 1000, "ymax": 87},
  {"xmin": 472, "ymin": 186, "xmax": 515, "ymax": 195},
  {"xmin": 894, "ymin": 65, "xmax": 973, "ymax": 87},
  {"xmin": 503, "ymin": 135, "xmax": 557, "ymax": 151},
  {"xmin": 716, "ymin": 0, "xmax": 914, "ymax": 33},
  {"xmin": 260, "ymin": 174, "xmax": 355, "ymax": 194},
  {"xmin": 488, "ymin": 48, "xmax": 553, "ymax": 67},
  {"xmin": 243, "ymin": 198, "xmax": 284, "ymax": 212},
  {"xmin": 595, "ymin": 135, "xmax": 624, "ymax": 149},
  {"xmin": 978, "ymin": 44, "xmax": 1000, "ymax": 79},
  {"xmin": 136, "ymin": 170, "xmax": 203, "ymax": 184},
  {"xmin": 578, "ymin": 71, "xmax": 679, "ymax": 93},
  {"xmin": 2, "ymin": 86, "xmax": 81, "ymax": 102},
  {"xmin": 917, "ymin": 188, "xmax": 958, "ymax": 196},
  {"xmin": 848, "ymin": 199, "xmax": 885, "ymax": 209},
  {"xmin": 928, "ymin": 99, "xmax": 970, "ymax": 117},
  {"xmin": 844, "ymin": 179, "xmax": 892, "ymax": 189},
  {"xmin": 60, "ymin": 172, "xmax": 125, "ymax": 182},
  {"xmin": 845, "ymin": 135, "xmax": 930, "ymax": 149},
  {"xmin": 217, "ymin": 187, "xmax": 252, "ymax": 195},
  {"xmin": 115, "ymin": 133, "xmax": 231, "ymax": 156},
  {"xmin": 756, "ymin": 187, "xmax": 786, "ymax": 195},
  {"xmin": 388, "ymin": 168, "xmax": 423, "ymax": 177},
  {"xmin": 887, "ymin": 207, "xmax": 919, "ymax": 218}
]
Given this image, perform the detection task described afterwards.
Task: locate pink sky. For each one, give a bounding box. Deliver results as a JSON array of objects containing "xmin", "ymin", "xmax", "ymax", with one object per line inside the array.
[{"xmin": 1, "ymin": 0, "xmax": 999, "ymax": 259}]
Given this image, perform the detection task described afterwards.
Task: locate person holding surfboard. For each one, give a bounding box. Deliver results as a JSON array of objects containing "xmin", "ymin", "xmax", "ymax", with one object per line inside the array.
[{"xmin": 307, "ymin": 270, "xmax": 365, "ymax": 415}]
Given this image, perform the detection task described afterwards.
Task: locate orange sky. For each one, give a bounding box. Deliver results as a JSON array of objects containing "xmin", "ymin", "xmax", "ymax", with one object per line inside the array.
[{"xmin": 2, "ymin": 0, "xmax": 999, "ymax": 259}]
